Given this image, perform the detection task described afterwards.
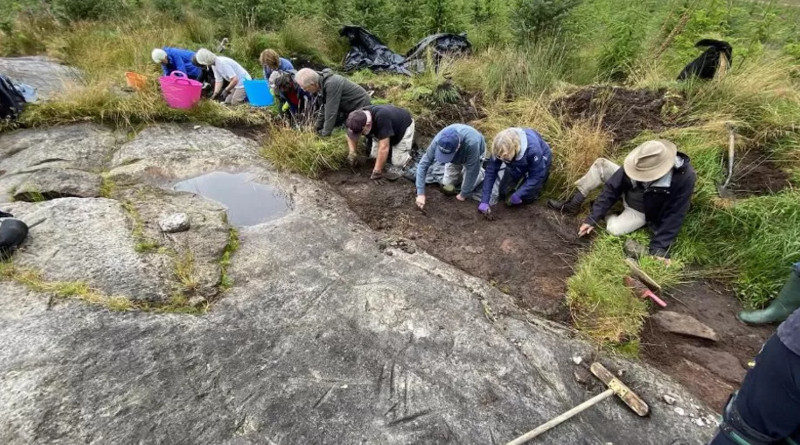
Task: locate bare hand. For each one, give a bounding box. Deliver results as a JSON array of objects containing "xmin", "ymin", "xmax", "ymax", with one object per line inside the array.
[
  {"xmin": 455, "ymin": 194, "xmax": 465, "ymax": 201},
  {"xmin": 416, "ymin": 195, "xmax": 426, "ymax": 209},
  {"xmin": 578, "ymin": 223, "xmax": 595, "ymax": 237}
]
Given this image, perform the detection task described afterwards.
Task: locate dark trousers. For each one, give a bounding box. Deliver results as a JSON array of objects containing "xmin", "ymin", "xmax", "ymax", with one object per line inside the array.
[
  {"xmin": 710, "ymin": 335, "xmax": 800, "ymax": 444},
  {"xmin": 497, "ymin": 164, "xmax": 550, "ymax": 204}
]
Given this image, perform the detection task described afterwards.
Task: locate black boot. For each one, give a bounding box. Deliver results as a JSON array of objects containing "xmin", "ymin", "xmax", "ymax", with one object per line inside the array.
[{"xmin": 548, "ymin": 191, "xmax": 585, "ymax": 215}]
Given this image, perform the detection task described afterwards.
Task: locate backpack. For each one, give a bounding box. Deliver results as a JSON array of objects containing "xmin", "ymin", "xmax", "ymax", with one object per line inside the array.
[
  {"xmin": 0, "ymin": 74, "xmax": 27, "ymax": 120},
  {"xmin": 0, "ymin": 218, "xmax": 29, "ymax": 260}
]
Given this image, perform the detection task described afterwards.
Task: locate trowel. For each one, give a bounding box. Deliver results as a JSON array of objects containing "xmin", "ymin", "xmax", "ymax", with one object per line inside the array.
[{"xmin": 717, "ymin": 123, "xmax": 736, "ymax": 198}]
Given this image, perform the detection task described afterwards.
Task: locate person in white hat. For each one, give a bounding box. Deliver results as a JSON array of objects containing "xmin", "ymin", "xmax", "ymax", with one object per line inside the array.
[
  {"xmin": 151, "ymin": 47, "xmax": 203, "ymax": 81},
  {"xmin": 548, "ymin": 139, "xmax": 696, "ymax": 260},
  {"xmin": 194, "ymin": 48, "xmax": 252, "ymax": 105}
]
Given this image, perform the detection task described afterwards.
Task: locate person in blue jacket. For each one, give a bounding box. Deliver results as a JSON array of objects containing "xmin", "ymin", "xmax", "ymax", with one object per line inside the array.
[
  {"xmin": 415, "ymin": 124, "xmax": 486, "ymax": 210},
  {"xmin": 478, "ymin": 127, "xmax": 552, "ymax": 216},
  {"xmin": 151, "ymin": 47, "xmax": 203, "ymax": 81},
  {"xmin": 260, "ymin": 49, "xmax": 295, "ymax": 80}
]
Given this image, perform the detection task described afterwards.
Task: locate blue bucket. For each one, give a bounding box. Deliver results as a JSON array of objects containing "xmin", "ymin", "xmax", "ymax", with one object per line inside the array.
[{"xmin": 243, "ymin": 80, "xmax": 274, "ymax": 107}]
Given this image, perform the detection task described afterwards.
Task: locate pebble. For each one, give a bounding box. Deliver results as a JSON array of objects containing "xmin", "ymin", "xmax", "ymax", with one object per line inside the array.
[
  {"xmin": 693, "ymin": 418, "xmax": 705, "ymax": 427},
  {"xmin": 572, "ymin": 355, "xmax": 583, "ymax": 365},
  {"xmin": 663, "ymin": 394, "xmax": 677, "ymax": 405},
  {"xmin": 674, "ymin": 407, "xmax": 686, "ymax": 416},
  {"xmin": 158, "ymin": 212, "xmax": 190, "ymax": 233}
]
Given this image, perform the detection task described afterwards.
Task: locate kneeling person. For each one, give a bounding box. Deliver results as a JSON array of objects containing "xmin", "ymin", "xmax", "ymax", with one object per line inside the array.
[
  {"xmin": 194, "ymin": 48, "xmax": 252, "ymax": 105},
  {"xmin": 478, "ymin": 127, "xmax": 552, "ymax": 216},
  {"xmin": 549, "ymin": 139, "xmax": 696, "ymax": 259},
  {"xmin": 415, "ymin": 124, "xmax": 486, "ymax": 210},
  {"xmin": 345, "ymin": 105, "xmax": 414, "ymax": 182}
]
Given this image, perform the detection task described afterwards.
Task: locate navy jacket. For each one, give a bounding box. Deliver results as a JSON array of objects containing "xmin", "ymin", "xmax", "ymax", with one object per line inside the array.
[
  {"xmin": 586, "ymin": 152, "xmax": 696, "ymax": 257},
  {"xmin": 481, "ymin": 128, "xmax": 552, "ymax": 204}
]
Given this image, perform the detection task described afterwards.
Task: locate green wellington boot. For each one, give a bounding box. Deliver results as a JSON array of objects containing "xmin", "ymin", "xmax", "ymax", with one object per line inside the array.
[{"xmin": 739, "ymin": 271, "xmax": 800, "ymax": 325}]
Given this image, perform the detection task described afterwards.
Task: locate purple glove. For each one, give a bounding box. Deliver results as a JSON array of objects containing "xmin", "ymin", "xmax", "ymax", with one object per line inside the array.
[
  {"xmin": 478, "ymin": 203, "xmax": 490, "ymax": 214},
  {"xmin": 509, "ymin": 194, "xmax": 523, "ymax": 205}
]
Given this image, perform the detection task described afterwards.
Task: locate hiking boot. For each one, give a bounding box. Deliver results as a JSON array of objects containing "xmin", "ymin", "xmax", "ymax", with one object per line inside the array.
[
  {"xmin": 739, "ymin": 271, "xmax": 800, "ymax": 325},
  {"xmin": 547, "ymin": 191, "xmax": 585, "ymax": 215}
]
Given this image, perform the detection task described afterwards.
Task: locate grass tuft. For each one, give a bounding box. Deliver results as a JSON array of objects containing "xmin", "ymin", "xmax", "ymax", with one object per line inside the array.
[{"xmin": 260, "ymin": 124, "xmax": 348, "ymax": 178}]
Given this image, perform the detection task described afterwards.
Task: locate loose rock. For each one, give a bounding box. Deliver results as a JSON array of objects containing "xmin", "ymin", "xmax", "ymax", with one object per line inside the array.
[
  {"xmin": 159, "ymin": 213, "xmax": 190, "ymax": 233},
  {"xmin": 651, "ymin": 311, "xmax": 719, "ymax": 341}
]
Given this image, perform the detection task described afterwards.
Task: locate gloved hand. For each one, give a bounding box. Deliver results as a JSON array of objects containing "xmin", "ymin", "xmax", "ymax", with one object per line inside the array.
[
  {"xmin": 478, "ymin": 203, "xmax": 490, "ymax": 214},
  {"xmin": 508, "ymin": 194, "xmax": 523, "ymax": 206}
]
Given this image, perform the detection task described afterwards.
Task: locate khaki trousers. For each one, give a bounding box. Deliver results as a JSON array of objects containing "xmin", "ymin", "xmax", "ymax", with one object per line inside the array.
[
  {"xmin": 574, "ymin": 158, "xmax": 646, "ymax": 236},
  {"xmin": 370, "ymin": 120, "xmax": 415, "ymax": 167}
]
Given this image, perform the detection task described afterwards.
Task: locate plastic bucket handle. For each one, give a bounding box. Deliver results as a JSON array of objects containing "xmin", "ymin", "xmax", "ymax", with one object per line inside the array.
[{"xmin": 169, "ymin": 71, "xmax": 188, "ymax": 78}]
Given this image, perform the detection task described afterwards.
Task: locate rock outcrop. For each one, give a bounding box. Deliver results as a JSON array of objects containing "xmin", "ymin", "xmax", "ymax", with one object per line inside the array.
[
  {"xmin": 0, "ymin": 123, "xmax": 717, "ymax": 443},
  {"xmin": 0, "ymin": 56, "xmax": 81, "ymax": 100}
]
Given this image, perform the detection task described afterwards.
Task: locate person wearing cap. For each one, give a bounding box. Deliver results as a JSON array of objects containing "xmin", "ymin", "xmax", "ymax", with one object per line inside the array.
[
  {"xmin": 295, "ymin": 68, "xmax": 371, "ymax": 137},
  {"xmin": 151, "ymin": 47, "xmax": 203, "ymax": 81},
  {"xmin": 260, "ymin": 49, "xmax": 294, "ymax": 80},
  {"xmin": 414, "ymin": 124, "xmax": 486, "ymax": 209},
  {"xmin": 194, "ymin": 48, "xmax": 252, "ymax": 105},
  {"xmin": 548, "ymin": 140, "xmax": 696, "ymax": 259},
  {"xmin": 345, "ymin": 105, "xmax": 414, "ymax": 182},
  {"xmin": 478, "ymin": 127, "xmax": 552, "ymax": 215},
  {"xmin": 710, "ymin": 305, "xmax": 800, "ymax": 444}
]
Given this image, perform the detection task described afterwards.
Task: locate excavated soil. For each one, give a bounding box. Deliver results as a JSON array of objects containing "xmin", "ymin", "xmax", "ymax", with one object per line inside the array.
[
  {"xmin": 730, "ymin": 148, "xmax": 792, "ymax": 197},
  {"xmin": 551, "ymin": 86, "xmax": 679, "ymax": 145},
  {"xmin": 641, "ymin": 281, "xmax": 773, "ymax": 410},
  {"xmin": 323, "ymin": 168, "xmax": 581, "ymax": 318}
]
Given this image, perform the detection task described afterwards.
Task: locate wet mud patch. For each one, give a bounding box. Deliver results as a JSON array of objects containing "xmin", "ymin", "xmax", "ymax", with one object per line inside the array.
[
  {"xmin": 551, "ymin": 86, "xmax": 680, "ymax": 145},
  {"xmin": 641, "ymin": 280, "xmax": 772, "ymax": 411},
  {"xmin": 324, "ymin": 167, "xmax": 580, "ymax": 317},
  {"xmin": 729, "ymin": 148, "xmax": 791, "ymax": 197}
]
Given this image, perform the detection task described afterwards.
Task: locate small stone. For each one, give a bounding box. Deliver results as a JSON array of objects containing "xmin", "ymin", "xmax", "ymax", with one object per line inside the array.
[
  {"xmin": 663, "ymin": 394, "xmax": 677, "ymax": 405},
  {"xmin": 159, "ymin": 213, "xmax": 190, "ymax": 233},
  {"xmin": 500, "ymin": 238, "xmax": 516, "ymax": 254},
  {"xmin": 573, "ymin": 367, "xmax": 592, "ymax": 385},
  {"xmin": 674, "ymin": 407, "xmax": 686, "ymax": 416},
  {"xmin": 572, "ymin": 355, "xmax": 583, "ymax": 365},
  {"xmin": 693, "ymin": 418, "xmax": 705, "ymax": 427}
]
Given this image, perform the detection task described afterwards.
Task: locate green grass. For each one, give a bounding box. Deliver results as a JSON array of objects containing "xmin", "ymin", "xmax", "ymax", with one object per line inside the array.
[
  {"xmin": 260, "ymin": 124, "xmax": 348, "ymax": 177},
  {"xmin": 218, "ymin": 228, "xmax": 239, "ymax": 291}
]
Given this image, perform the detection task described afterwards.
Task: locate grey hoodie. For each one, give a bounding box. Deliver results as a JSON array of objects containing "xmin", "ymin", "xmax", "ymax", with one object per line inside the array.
[{"xmin": 315, "ymin": 69, "xmax": 371, "ymax": 136}]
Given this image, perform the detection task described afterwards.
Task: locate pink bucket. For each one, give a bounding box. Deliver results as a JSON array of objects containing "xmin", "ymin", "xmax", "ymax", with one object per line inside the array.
[{"xmin": 159, "ymin": 71, "xmax": 202, "ymax": 109}]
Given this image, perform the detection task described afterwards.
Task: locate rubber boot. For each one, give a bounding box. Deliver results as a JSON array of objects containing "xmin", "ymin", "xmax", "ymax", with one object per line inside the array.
[
  {"xmin": 547, "ymin": 191, "xmax": 585, "ymax": 215},
  {"xmin": 739, "ymin": 271, "xmax": 800, "ymax": 325}
]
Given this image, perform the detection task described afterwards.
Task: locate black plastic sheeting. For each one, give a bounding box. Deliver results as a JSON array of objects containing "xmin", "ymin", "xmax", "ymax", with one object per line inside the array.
[{"xmin": 340, "ymin": 26, "xmax": 471, "ymax": 75}]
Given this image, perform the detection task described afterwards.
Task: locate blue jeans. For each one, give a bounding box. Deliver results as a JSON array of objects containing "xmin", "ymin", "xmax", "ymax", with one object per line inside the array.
[{"xmin": 710, "ymin": 335, "xmax": 800, "ymax": 444}]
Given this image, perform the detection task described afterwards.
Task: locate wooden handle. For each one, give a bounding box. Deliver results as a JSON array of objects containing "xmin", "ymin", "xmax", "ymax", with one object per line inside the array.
[
  {"xmin": 590, "ymin": 363, "xmax": 649, "ymax": 417},
  {"xmin": 625, "ymin": 258, "xmax": 661, "ymax": 293},
  {"xmin": 505, "ymin": 388, "xmax": 615, "ymax": 445}
]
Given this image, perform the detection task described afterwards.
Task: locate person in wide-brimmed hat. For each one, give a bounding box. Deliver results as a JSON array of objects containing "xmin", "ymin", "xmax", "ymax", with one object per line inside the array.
[{"xmin": 548, "ymin": 139, "xmax": 696, "ymax": 260}]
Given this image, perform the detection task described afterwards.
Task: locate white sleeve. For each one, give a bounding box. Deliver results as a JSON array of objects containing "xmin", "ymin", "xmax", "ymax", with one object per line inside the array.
[{"xmin": 212, "ymin": 64, "xmax": 223, "ymax": 83}]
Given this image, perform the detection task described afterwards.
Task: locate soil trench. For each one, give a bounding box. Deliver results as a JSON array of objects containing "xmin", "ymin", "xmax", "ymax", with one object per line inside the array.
[{"xmin": 324, "ymin": 167, "xmax": 581, "ymax": 319}]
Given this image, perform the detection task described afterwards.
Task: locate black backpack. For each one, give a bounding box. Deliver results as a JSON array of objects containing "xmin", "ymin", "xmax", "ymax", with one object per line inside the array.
[
  {"xmin": 0, "ymin": 74, "xmax": 26, "ymax": 120},
  {"xmin": 0, "ymin": 218, "xmax": 29, "ymax": 260}
]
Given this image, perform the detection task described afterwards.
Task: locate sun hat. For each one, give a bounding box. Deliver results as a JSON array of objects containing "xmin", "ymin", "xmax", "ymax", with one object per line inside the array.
[
  {"xmin": 345, "ymin": 110, "xmax": 371, "ymax": 139},
  {"xmin": 623, "ymin": 139, "xmax": 678, "ymax": 182},
  {"xmin": 151, "ymin": 48, "xmax": 167, "ymax": 64},
  {"xmin": 194, "ymin": 48, "xmax": 216, "ymax": 66},
  {"xmin": 434, "ymin": 128, "xmax": 460, "ymax": 163}
]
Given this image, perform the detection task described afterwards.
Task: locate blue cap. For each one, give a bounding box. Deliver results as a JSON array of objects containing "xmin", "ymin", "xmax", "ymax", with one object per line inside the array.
[{"xmin": 434, "ymin": 128, "xmax": 460, "ymax": 163}]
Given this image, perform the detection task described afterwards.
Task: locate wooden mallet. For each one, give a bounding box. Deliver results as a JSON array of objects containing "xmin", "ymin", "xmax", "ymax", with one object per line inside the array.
[{"xmin": 506, "ymin": 363, "xmax": 649, "ymax": 445}]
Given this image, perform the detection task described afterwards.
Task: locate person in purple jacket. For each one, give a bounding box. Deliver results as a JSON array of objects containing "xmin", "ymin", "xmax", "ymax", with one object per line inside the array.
[
  {"xmin": 710, "ymin": 264, "xmax": 800, "ymax": 443},
  {"xmin": 478, "ymin": 127, "xmax": 552, "ymax": 217},
  {"xmin": 151, "ymin": 47, "xmax": 203, "ymax": 81}
]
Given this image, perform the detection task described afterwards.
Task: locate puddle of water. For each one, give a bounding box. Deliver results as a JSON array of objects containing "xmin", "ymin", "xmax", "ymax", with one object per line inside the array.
[{"xmin": 173, "ymin": 172, "xmax": 290, "ymax": 226}]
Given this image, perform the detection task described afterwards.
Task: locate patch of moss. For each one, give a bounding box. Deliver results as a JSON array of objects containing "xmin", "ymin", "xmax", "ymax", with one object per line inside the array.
[{"xmin": 218, "ymin": 228, "xmax": 239, "ymax": 291}]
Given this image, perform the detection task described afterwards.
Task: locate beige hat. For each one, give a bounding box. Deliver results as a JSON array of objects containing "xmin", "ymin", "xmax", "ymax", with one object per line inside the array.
[{"xmin": 623, "ymin": 139, "xmax": 678, "ymax": 182}]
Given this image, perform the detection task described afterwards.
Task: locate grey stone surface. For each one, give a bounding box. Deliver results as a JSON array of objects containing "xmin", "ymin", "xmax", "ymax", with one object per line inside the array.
[
  {"xmin": 0, "ymin": 124, "xmax": 716, "ymax": 443},
  {"xmin": 4, "ymin": 198, "xmax": 168, "ymax": 301},
  {"xmin": 0, "ymin": 56, "xmax": 81, "ymax": 100},
  {"xmin": 12, "ymin": 167, "xmax": 102, "ymax": 200},
  {"xmin": 159, "ymin": 212, "xmax": 190, "ymax": 233},
  {"xmin": 108, "ymin": 124, "xmax": 264, "ymax": 185},
  {"xmin": 0, "ymin": 123, "xmax": 117, "ymax": 201},
  {"xmin": 677, "ymin": 344, "xmax": 747, "ymax": 383}
]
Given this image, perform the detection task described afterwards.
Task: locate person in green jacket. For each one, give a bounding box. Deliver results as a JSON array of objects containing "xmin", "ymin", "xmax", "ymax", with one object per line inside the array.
[{"xmin": 295, "ymin": 68, "xmax": 371, "ymax": 137}]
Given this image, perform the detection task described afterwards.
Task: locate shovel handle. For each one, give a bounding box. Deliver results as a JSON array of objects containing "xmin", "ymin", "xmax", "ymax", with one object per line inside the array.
[{"xmin": 505, "ymin": 388, "xmax": 615, "ymax": 445}]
